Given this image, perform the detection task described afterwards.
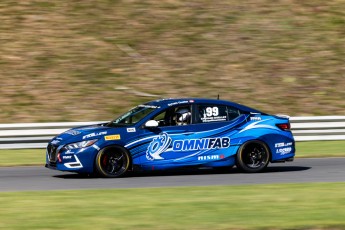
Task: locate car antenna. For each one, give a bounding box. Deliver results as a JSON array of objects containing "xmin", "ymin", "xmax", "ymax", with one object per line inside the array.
[{"xmin": 217, "ymin": 94, "xmax": 220, "ymax": 100}]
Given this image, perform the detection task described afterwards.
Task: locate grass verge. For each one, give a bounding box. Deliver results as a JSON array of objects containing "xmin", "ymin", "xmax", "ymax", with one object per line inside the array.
[
  {"xmin": 296, "ymin": 140, "xmax": 345, "ymax": 158},
  {"xmin": 0, "ymin": 183, "xmax": 344, "ymax": 229},
  {"xmin": 0, "ymin": 141, "xmax": 344, "ymax": 166},
  {"xmin": 0, "ymin": 149, "xmax": 45, "ymax": 166}
]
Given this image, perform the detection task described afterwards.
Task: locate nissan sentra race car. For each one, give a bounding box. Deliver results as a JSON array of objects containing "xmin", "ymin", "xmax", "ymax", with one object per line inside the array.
[{"xmin": 46, "ymin": 98, "xmax": 295, "ymax": 177}]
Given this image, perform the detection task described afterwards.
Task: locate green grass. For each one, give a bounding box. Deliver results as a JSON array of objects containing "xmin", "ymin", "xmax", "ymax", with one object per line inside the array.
[
  {"xmin": 296, "ymin": 140, "xmax": 345, "ymax": 158},
  {"xmin": 0, "ymin": 183, "xmax": 344, "ymax": 229},
  {"xmin": 0, "ymin": 141, "xmax": 344, "ymax": 166},
  {"xmin": 0, "ymin": 149, "xmax": 45, "ymax": 166}
]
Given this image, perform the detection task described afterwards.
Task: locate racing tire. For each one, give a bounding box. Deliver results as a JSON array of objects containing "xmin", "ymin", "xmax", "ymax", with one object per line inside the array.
[
  {"xmin": 236, "ymin": 140, "xmax": 270, "ymax": 173},
  {"xmin": 95, "ymin": 146, "xmax": 130, "ymax": 178}
]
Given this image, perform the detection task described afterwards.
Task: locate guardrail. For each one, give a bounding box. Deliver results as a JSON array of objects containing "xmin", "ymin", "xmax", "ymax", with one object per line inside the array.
[
  {"xmin": 290, "ymin": 116, "xmax": 345, "ymax": 141},
  {"xmin": 0, "ymin": 116, "xmax": 344, "ymax": 149},
  {"xmin": 0, "ymin": 121, "xmax": 107, "ymax": 149}
]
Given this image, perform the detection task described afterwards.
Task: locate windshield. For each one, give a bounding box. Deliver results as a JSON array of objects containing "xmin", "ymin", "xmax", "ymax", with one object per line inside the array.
[{"xmin": 106, "ymin": 105, "xmax": 158, "ymax": 127}]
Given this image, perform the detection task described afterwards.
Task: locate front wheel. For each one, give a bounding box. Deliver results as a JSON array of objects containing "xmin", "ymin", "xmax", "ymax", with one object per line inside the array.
[
  {"xmin": 95, "ymin": 146, "xmax": 130, "ymax": 178},
  {"xmin": 236, "ymin": 141, "xmax": 270, "ymax": 173}
]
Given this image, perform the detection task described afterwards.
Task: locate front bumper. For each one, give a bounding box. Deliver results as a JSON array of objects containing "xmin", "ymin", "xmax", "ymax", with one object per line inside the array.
[{"xmin": 46, "ymin": 144, "xmax": 97, "ymax": 173}]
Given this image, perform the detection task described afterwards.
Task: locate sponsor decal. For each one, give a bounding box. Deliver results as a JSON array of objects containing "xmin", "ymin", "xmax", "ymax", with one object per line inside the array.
[
  {"xmin": 275, "ymin": 142, "xmax": 293, "ymax": 155},
  {"xmin": 198, "ymin": 154, "xmax": 224, "ymax": 161},
  {"xmin": 276, "ymin": 147, "xmax": 292, "ymax": 155},
  {"xmin": 167, "ymin": 100, "xmax": 189, "ymax": 107},
  {"xmin": 83, "ymin": 131, "xmax": 107, "ymax": 139},
  {"xmin": 51, "ymin": 140, "xmax": 60, "ymax": 145},
  {"xmin": 104, "ymin": 134, "xmax": 121, "ymax": 141},
  {"xmin": 250, "ymin": 117, "xmax": 261, "ymax": 121},
  {"xmin": 200, "ymin": 106, "xmax": 226, "ymax": 123},
  {"xmin": 63, "ymin": 155, "xmax": 72, "ymax": 160},
  {"xmin": 275, "ymin": 142, "xmax": 293, "ymax": 148},
  {"xmin": 146, "ymin": 133, "xmax": 172, "ymax": 160},
  {"xmin": 65, "ymin": 150, "xmax": 75, "ymax": 154},
  {"xmin": 173, "ymin": 137, "xmax": 230, "ymax": 151},
  {"xmin": 64, "ymin": 130, "xmax": 81, "ymax": 136},
  {"xmin": 127, "ymin": 128, "xmax": 136, "ymax": 133},
  {"xmin": 138, "ymin": 104, "xmax": 160, "ymax": 109},
  {"xmin": 201, "ymin": 116, "xmax": 227, "ymax": 123},
  {"xmin": 146, "ymin": 132, "xmax": 230, "ymax": 161}
]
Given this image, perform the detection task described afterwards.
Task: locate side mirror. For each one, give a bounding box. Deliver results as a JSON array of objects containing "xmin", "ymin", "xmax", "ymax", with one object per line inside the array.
[{"xmin": 144, "ymin": 120, "xmax": 159, "ymax": 128}]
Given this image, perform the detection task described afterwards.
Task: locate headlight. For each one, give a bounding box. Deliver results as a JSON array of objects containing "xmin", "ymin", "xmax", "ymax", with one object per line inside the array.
[{"xmin": 64, "ymin": 139, "xmax": 98, "ymax": 150}]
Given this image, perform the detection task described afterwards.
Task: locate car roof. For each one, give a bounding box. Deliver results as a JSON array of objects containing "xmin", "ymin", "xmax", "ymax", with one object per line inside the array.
[{"xmin": 146, "ymin": 98, "xmax": 265, "ymax": 114}]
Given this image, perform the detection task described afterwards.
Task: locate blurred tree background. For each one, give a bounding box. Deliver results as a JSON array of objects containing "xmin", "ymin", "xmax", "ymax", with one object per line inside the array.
[{"xmin": 0, "ymin": 0, "xmax": 344, "ymax": 123}]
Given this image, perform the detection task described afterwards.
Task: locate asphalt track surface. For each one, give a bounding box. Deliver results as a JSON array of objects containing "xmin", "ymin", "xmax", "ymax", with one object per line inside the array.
[{"xmin": 0, "ymin": 158, "xmax": 344, "ymax": 192}]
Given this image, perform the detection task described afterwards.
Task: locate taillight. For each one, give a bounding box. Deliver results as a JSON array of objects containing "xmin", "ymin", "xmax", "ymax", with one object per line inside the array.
[{"xmin": 276, "ymin": 123, "xmax": 291, "ymax": 131}]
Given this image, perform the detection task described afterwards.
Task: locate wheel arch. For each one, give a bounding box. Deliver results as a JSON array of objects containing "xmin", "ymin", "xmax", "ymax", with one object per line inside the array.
[
  {"xmin": 255, "ymin": 138, "xmax": 273, "ymax": 162},
  {"xmin": 93, "ymin": 144, "xmax": 133, "ymax": 173},
  {"xmin": 237, "ymin": 139, "xmax": 272, "ymax": 158},
  {"xmin": 236, "ymin": 139, "xmax": 271, "ymax": 172}
]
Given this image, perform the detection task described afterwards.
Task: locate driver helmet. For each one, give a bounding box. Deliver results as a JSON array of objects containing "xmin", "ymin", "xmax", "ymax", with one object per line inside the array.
[{"xmin": 175, "ymin": 108, "xmax": 191, "ymax": 125}]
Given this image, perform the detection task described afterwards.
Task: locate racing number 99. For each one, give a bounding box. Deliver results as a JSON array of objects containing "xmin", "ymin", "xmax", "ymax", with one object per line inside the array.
[{"xmin": 205, "ymin": 107, "xmax": 219, "ymax": 117}]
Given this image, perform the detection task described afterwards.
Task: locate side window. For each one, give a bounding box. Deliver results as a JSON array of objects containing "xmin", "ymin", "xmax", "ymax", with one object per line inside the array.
[
  {"xmin": 226, "ymin": 106, "xmax": 241, "ymax": 121},
  {"xmin": 152, "ymin": 105, "xmax": 191, "ymax": 127},
  {"xmin": 197, "ymin": 104, "xmax": 228, "ymax": 123},
  {"xmin": 153, "ymin": 110, "xmax": 168, "ymax": 127}
]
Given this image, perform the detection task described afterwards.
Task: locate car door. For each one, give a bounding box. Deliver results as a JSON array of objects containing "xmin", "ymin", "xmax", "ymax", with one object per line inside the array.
[
  {"xmin": 131, "ymin": 104, "xmax": 197, "ymax": 168},
  {"xmin": 183, "ymin": 103, "xmax": 247, "ymax": 165}
]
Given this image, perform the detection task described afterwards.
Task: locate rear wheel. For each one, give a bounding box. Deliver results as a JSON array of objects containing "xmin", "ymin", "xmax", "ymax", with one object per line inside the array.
[
  {"xmin": 95, "ymin": 146, "xmax": 130, "ymax": 178},
  {"xmin": 236, "ymin": 141, "xmax": 270, "ymax": 173}
]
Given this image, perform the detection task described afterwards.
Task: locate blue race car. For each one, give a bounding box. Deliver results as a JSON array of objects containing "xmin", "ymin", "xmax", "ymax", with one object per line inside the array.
[{"xmin": 46, "ymin": 98, "xmax": 295, "ymax": 177}]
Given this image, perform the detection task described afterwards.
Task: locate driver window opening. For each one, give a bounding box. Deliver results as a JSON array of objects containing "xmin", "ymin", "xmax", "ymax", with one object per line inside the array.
[{"xmin": 152, "ymin": 106, "xmax": 191, "ymax": 127}]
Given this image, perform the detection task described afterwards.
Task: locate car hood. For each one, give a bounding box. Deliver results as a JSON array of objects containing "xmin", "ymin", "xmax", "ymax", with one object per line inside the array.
[{"xmin": 50, "ymin": 124, "xmax": 116, "ymax": 145}]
